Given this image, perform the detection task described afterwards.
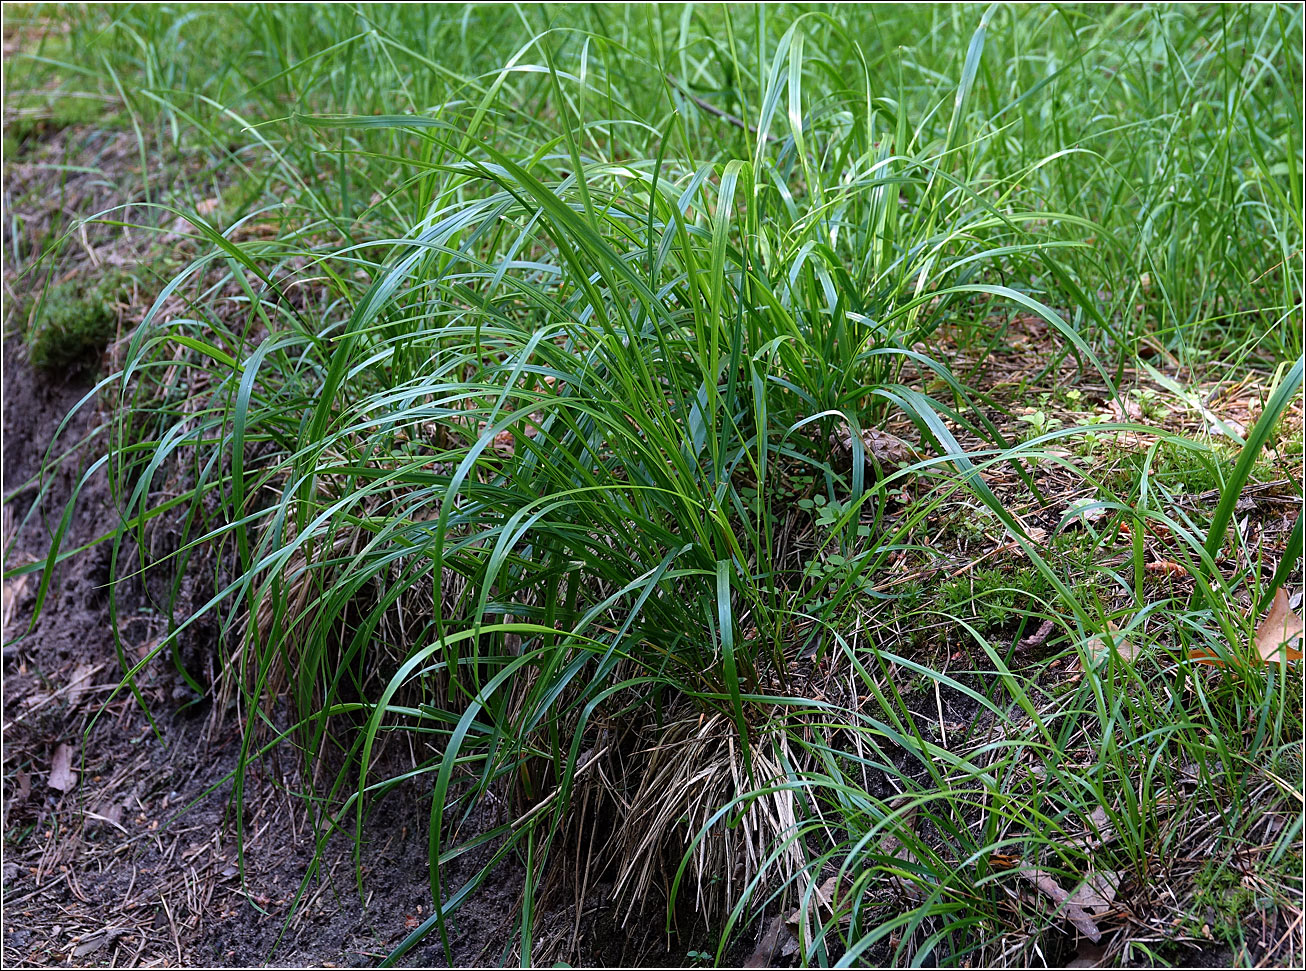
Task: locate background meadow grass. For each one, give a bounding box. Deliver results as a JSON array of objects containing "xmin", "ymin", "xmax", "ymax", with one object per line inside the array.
[{"xmin": 4, "ymin": 3, "xmax": 1303, "ymax": 966}]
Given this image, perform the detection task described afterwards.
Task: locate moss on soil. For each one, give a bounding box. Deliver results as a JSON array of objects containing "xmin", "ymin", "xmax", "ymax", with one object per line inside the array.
[{"xmin": 20, "ymin": 272, "xmax": 127, "ymax": 371}]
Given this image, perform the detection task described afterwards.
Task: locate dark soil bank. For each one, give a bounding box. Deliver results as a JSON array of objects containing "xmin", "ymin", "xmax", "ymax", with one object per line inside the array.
[
  {"xmin": 0, "ymin": 102, "xmax": 711, "ymax": 965},
  {"xmin": 1, "ymin": 341, "xmax": 702, "ymax": 967},
  {"xmin": 0, "ymin": 344, "xmax": 499, "ymax": 967}
]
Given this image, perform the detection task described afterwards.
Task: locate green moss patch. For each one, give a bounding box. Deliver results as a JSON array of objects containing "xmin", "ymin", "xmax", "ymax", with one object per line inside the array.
[
  {"xmin": 21, "ymin": 273, "xmax": 126, "ymax": 371},
  {"xmin": 3, "ymin": 93, "xmax": 125, "ymax": 157}
]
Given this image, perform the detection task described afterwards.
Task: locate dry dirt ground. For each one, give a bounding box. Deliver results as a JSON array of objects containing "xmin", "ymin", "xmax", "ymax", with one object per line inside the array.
[{"xmin": 0, "ymin": 334, "xmax": 506, "ymax": 967}]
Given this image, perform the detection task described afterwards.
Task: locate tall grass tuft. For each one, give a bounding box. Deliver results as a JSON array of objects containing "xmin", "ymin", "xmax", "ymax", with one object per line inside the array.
[{"xmin": 8, "ymin": 3, "xmax": 1301, "ymax": 964}]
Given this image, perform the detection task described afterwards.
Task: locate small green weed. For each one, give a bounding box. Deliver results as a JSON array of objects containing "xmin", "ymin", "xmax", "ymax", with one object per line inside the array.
[
  {"xmin": 939, "ymin": 565, "xmax": 1055, "ymax": 634},
  {"xmin": 797, "ymin": 493, "xmax": 870, "ymax": 536},
  {"xmin": 1016, "ymin": 409, "xmax": 1063, "ymax": 440},
  {"xmin": 1187, "ymin": 860, "xmax": 1256, "ymax": 948}
]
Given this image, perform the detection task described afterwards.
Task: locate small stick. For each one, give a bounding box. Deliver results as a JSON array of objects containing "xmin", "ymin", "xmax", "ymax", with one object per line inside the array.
[
  {"xmin": 1017, "ymin": 619, "xmax": 1056, "ymax": 653},
  {"xmin": 664, "ymin": 75, "xmax": 778, "ymax": 143}
]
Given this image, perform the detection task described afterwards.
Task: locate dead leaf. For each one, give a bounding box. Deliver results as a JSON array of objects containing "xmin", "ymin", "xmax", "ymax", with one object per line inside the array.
[
  {"xmin": 744, "ymin": 915, "xmax": 795, "ymax": 968},
  {"xmin": 1206, "ymin": 417, "xmax": 1247, "ymax": 440},
  {"xmin": 1085, "ymin": 623, "xmax": 1138, "ymax": 665},
  {"xmin": 879, "ymin": 810, "xmax": 926, "ymax": 903},
  {"xmin": 71, "ymin": 927, "xmax": 130, "ymax": 959},
  {"xmin": 1085, "ymin": 806, "xmax": 1116, "ymax": 847},
  {"xmin": 0, "ymin": 544, "xmax": 38, "ymax": 641},
  {"xmin": 165, "ymin": 197, "xmax": 222, "ymax": 238},
  {"xmin": 48, "ymin": 743, "xmax": 76, "ymax": 792},
  {"xmin": 1068, "ymin": 870, "xmax": 1120, "ymax": 917},
  {"xmin": 1015, "ymin": 867, "xmax": 1102, "ymax": 942},
  {"xmin": 1105, "ymin": 397, "xmax": 1143, "ymax": 422},
  {"xmin": 1018, "ymin": 618, "xmax": 1057, "ymax": 652},
  {"xmin": 1067, "ymin": 941, "xmax": 1110, "ymax": 968},
  {"xmin": 2, "ymin": 572, "xmax": 30, "ymax": 638},
  {"xmin": 1253, "ymin": 588, "xmax": 1304, "ymax": 663},
  {"xmin": 67, "ymin": 663, "xmax": 97, "ymax": 709},
  {"xmin": 1191, "ymin": 589, "xmax": 1304, "ymax": 667},
  {"xmin": 813, "ymin": 874, "xmax": 839, "ymax": 910},
  {"xmin": 786, "ymin": 874, "xmax": 841, "ymax": 926},
  {"xmin": 482, "ymin": 420, "xmax": 544, "ymax": 459},
  {"xmin": 1144, "ymin": 559, "xmax": 1185, "ymax": 577},
  {"xmin": 91, "ymin": 798, "xmax": 124, "ymax": 825},
  {"xmin": 1064, "ymin": 806, "xmax": 1118, "ymax": 850},
  {"xmin": 1063, "ymin": 497, "xmax": 1107, "ymax": 527},
  {"xmin": 829, "ymin": 424, "xmax": 917, "ymax": 475}
]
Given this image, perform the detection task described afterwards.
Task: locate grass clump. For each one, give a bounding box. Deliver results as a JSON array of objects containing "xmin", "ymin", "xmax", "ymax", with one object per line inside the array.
[{"xmin": 10, "ymin": 3, "xmax": 1303, "ymax": 968}]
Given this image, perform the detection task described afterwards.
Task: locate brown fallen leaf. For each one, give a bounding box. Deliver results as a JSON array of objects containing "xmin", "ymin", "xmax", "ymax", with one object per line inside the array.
[
  {"xmin": 786, "ymin": 874, "xmax": 842, "ymax": 927},
  {"xmin": 482, "ymin": 418, "xmax": 546, "ymax": 459},
  {"xmin": 878, "ymin": 801, "xmax": 926, "ymax": 903},
  {"xmin": 71, "ymin": 927, "xmax": 131, "ymax": 959},
  {"xmin": 66, "ymin": 662, "xmax": 98, "ymax": 709},
  {"xmin": 1018, "ymin": 619, "xmax": 1057, "ymax": 653},
  {"xmin": 48, "ymin": 743, "xmax": 76, "ymax": 792},
  {"xmin": 1253, "ymin": 589, "xmax": 1304, "ymax": 663},
  {"xmin": 1064, "ymin": 497, "xmax": 1108, "ymax": 526},
  {"xmin": 1084, "ymin": 623, "xmax": 1138, "ymax": 666},
  {"xmin": 744, "ymin": 914, "xmax": 796, "ymax": 968},
  {"xmin": 1068, "ymin": 870, "xmax": 1120, "ymax": 917},
  {"xmin": 1064, "ymin": 806, "xmax": 1118, "ymax": 850},
  {"xmin": 2, "ymin": 572, "xmax": 30, "ymax": 639},
  {"xmin": 829, "ymin": 424, "xmax": 918, "ymax": 475},
  {"xmin": 1105, "ymin": 397, "xmax": 1144, "ymax": 422},
  {"xmin": 1015, "ymin": 867, "xmax": 1102, "ymax": 943},
  {"xmin": 1085, "ymin": 806, "xmax": 1117, "ymax": 847},
  {"xmin": 1067, "ymin": 941, "xmax": 1111, "ymax": 968},
  {"xmin": 165, "ymin": 197, "xmax": 222, "ymax": 238},
  {"xmin": 85, "ymin": 800, "xmax": 127, "ymax": 834},
  {"xmin": 1191, "ymin": 589, "xmax": 1303, "ymax": 667},
  {"xmin": 1206, "ymin": 417, "xmax": 1247, "ymax": 440}
]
